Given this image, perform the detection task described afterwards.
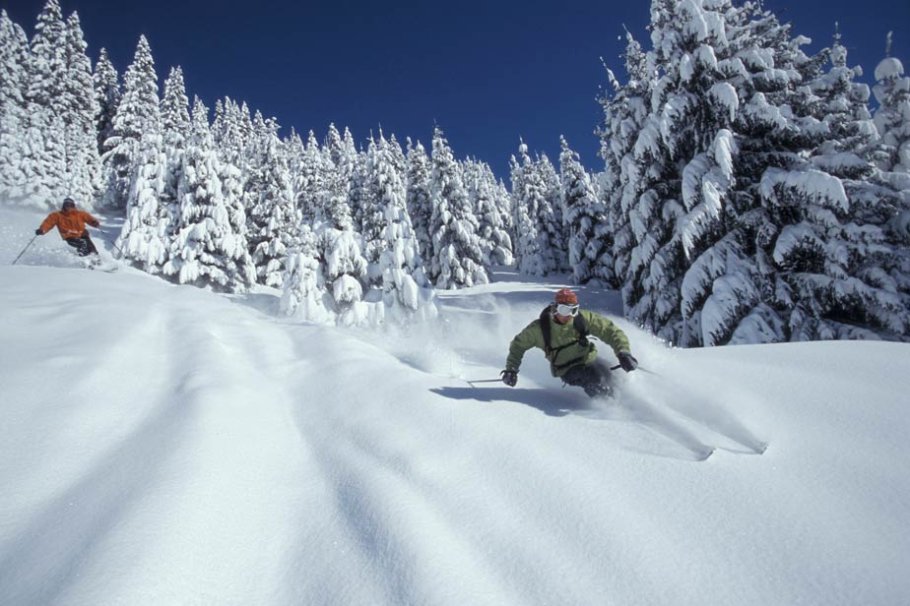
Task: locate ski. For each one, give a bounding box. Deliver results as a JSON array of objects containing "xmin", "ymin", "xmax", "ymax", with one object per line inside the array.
[{"xmin": 694, "ymin": 447, "xmax": 716, "ymax": 462}]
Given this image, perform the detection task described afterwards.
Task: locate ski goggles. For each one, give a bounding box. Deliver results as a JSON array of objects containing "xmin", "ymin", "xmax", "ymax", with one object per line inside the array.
[{"xmin": 555, "ymin": 303, "xmax": 579, "ymax": 317}]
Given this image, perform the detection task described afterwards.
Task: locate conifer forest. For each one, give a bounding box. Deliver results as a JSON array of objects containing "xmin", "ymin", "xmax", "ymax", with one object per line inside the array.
[{"xmin": 2, "ymin": 0, "xmax": 908, "ymax": 344}]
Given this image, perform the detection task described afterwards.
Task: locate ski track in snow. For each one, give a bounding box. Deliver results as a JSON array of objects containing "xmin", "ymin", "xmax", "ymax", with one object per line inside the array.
[{"xmin": 2, "ymin": 207, "xmax": 910, "ymax": 605}]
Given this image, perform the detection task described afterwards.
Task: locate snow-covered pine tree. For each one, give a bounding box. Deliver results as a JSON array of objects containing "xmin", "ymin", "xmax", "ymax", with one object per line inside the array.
[
  {"xmin": 870, "ymin": 38, "xmax": 910, "ymax": 324},
  {"xmin": 20, "ymin": 0, "xmax": 68, "ymax": 206},
  {"xmin": 536, "ymin": 152, "xmax": 569, "ymax": 273},
  {"xmin": 281, "ymin": 223, "xmax": 333, "ymax": 324},
  {"xmin": 159, "ymin": 66, "xmax": 191, "ymax": 226},
  {"xmin": 387, "ymin": 134, "xmax": 408, "ymax": 176},
  {"xmin": 405, "ymin": 138, "xmax": 433, "ymax": 264},
  {"xmin": 509, "ymin": 141, "xmax": 544, "ymax": 276},
  {"xmin": 208, "ymin": 99, "xmax": 254, "ymax": 277},
  {"xmin": 324, "ymin": 123, "xmax": 358, "ymax": 193},
  {"xmin": 0, "ymin": 10, "xmax": 30, "ymax": 203},
  {"xmin": 320, "ymin": 224, "xmax": 371, "ymax": 326},
  {"xmin": 117, "ymin": 125, "xmax": 169, "ymax": 273},
  {"xmin": 101, "ymin": 35, "xmax": 159, "ymax": 210},
  {"xmin": 427, "ymin": 127, "xmax": 488, "ymax": 289},
  {"xmin": 560, "ymin": 136, "xmax": 610, "ymax": 285},
  {"xmin": 377, "ymin": 134, "xmax": 437, "ymax": 325},
  {"xmin": 165, "ymin": 98, "xmax": 255, "ymax": 292},
  {"xmin": 670, "ymin": 2, "xmax": 908, "ymax": 343},
  {"xmin": 93, "ymin": 48, "xmax": 120, "ymax": 155},
  {"xmin": 316, "ymin": 124, "xmax": 372, "ymax": 323},
  {"xmin": 63, "ymin": 12, "xmax": 101, "ymax": 207},
  {"xmin": 297, "ymin": 130, "xmax": 328, "ymax": 224},
  {"xmin": 872, "ymin": 34, "xmax": 910, "ymax": 175},
  {"xmin": 347, "ymin": 147, "xmax": 369, "ymax": 236},
  {"xmin": 465, "ymin": 158, "xmax": 513, "ymax": 267},
  {"xmin": 492, "ymin": 173, "xmax": 515, "ymax": 266},
  {"xmin": 161, "ymin": 67, "xmax": 191, "ymax": 155},
  {"xmin": 245, "ymin": 114, "xmax": 298, "ymax": 288},
  {"xmin": 117, "ymin": 65, "xmax": 188, "ymax": 274},
  {"xmin": 211, "ymin": 98, "xmax": 246, "ymax": 169},
  {"xmin": 360, "ymin": 135, "xmax": 391, "ymax": 287},
  {"xmin": 285, "ymin": 128, "xmax": 306, "ymax": 215},
  {"xmin": 617, "ymin": 0, "xmax": 823, "ymax": 345},
  {"xmin": 599, "ymin": 29, "xmax": 655, "ymax": 294},
  {"xmin": 779, "ymin": 32, "xmax": 910, "ymax": 340},
  {"xmin": 316, "ymin": 158, "xmax": 371, "ymax": 326},
  {"xmin": 621, "ymin": 0, "xmax": 744, "ymax": 345}
]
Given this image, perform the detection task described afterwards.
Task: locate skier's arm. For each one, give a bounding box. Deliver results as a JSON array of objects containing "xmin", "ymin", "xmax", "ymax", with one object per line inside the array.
[
  {"xmin": 585, "ymin": 311, "xmax": 631, "ymax": 356},
  {"xmin": 505, "ymin": 320, "xmax": 544, "ymax": 372},
  {"xmin": 37, "ymin": 213, "xmax": 58, "ymax": 235},
  {"xmin": 81, "ymin": 211, "xmax": 101, "ymax": 228}
]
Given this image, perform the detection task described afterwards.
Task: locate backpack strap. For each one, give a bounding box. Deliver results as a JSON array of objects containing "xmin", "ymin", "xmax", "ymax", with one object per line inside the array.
[
  {"xmin": 573, "ymin": 311, "xmax": 589, "ymax": 346},
  {"xmin": 539, "ymin": 305, "xmax": 590, "ymax": 359},
  {"xmin": 539, "ymin": 305, "xmax": 554, "ymax": 355}
]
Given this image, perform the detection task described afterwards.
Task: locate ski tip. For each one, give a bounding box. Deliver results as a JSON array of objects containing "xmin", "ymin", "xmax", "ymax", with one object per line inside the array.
[
  {"xmin": 754, "ymin": 442, "xmax": 769, "ymax": 455},
  {"xmin": 694, "ymin": 447, "xmax": 716, "ymax": 462}
]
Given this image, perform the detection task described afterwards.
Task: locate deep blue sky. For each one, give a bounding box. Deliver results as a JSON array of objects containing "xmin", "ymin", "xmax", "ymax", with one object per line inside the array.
[{"xmin": 6, "ymin": 0, "xmax": 909, "ymax": 179}]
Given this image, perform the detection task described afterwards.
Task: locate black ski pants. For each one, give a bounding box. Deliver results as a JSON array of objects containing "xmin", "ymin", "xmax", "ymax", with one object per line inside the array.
[
  {"xmin": 64, "ymin": 231, "xmax": 98, "ymax": 257},
  {"xmin": 562, "ymin": 358, "xmax": 613, "ymax": 397}
]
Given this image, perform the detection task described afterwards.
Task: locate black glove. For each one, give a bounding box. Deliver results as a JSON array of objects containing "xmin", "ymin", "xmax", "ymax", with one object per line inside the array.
[
  {"xmin": 500, "ymin": 369, "xmax": 518, "ymax": 387},
  {"xmin": 35, "ymin": 228, "xmax": 43, "ymax": 236},
  {"xmin": 617, "ymin": 351, "xmax": 638, "ymax": 372}
]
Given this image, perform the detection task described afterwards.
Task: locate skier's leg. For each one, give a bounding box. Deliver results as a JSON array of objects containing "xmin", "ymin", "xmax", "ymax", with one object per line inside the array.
[
  {"xmin": 64, "ymin": 236, "xmax": 95, "ymax": 257},
  {"xmin": 64, "ymin": 237, "xmax": 87, "ymax": 256},
  {"xmin": 562, "ymin": 359, "xmax": 613, "ymax": 397},
  {"xmin": 83, "ymin": 231, "xmax": 99, "ymax": 255}
]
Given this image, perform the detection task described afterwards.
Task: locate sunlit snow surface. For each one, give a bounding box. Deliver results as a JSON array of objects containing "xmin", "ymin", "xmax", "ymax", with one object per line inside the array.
[{"xmin": 1, "ymin": 206, "xmax": 909, "ymax": 605}]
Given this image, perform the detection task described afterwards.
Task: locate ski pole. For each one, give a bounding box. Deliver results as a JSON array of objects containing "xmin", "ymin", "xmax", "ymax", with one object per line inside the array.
[
  {"xmin": 612, "ymin": 363, "xmax": 659, "ymax": 375},
  {"xmin": 102, "ymin": 228, "xmax": 124, "ymax": 256},
  {"xmin": 11, "ymin": 235, "xmax": 38, "ymax": 265}
]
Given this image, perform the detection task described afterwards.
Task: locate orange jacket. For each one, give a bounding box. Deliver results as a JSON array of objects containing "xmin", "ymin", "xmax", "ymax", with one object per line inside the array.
[{"xmin": 39, "ymin": 209, "xmax": 100, "ymax": 240}]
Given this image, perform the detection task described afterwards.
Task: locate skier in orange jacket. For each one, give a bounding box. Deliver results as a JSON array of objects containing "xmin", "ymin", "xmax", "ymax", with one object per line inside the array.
[{"xmin": 36, "ymin": 198, "xmax": 101, "ymax": 257}]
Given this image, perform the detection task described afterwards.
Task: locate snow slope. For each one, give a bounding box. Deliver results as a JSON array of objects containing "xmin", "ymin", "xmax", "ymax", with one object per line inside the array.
[{"xmin": 2, "ymin": 206, "xmax": 909, "ymax": 606}]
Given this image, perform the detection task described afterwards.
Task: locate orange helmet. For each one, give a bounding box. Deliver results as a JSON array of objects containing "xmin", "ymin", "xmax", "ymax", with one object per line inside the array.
[{"xmin": 554, "ymin": 288, "xmax": 578, "ymax": 305}]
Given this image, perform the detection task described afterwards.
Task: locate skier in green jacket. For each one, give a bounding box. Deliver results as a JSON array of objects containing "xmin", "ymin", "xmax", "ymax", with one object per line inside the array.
[{"xmin": 501, "ymin": 288, "xmax": 638, "ymax": 397}]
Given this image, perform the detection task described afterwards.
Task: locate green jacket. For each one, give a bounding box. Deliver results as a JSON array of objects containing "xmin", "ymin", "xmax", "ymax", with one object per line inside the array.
[{"xmin": 505, "ymin": 309, "xmax": 631, "ymax": 377}]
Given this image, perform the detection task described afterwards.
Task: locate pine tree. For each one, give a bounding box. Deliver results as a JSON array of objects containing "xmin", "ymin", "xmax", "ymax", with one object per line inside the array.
[
  {"xmin": 281, "ymin": 224, "xmax": 333, "ymax": 323},
  {"xmin": 465, "ymin": 159, "xmax": 513, "ymax": 266},
  {"xmin": 93, "ymin": 48, "xmax": 120, "ymax": 155},
  {"xmin": 22, "ymin": 0, "xmax": 68, "ymax": 205},
  {"xmin": 298, "ymin": 130, "xmax": 329, "ymax": 224},
  {"xmin": 117, "ymin": 127, "xmax": 170, "ymax": 273},
  {"xmin": 405, "ymin": 138, "xmax": 433, "ymax": 263},
  {"xmin": 63, "ymin": 12, "xmax": 101, "ymax": 207},
  {"xmin": 376, "ymin": 135, "xmax": 436, "ymax": 324},
  {"xmin": 780, "ymin": 33, "xmax": 910, "ymax": 340},
  {"xmin": 872, "ymin": 34, "xmax": 910, "ymax": 174},
  {"xmin": 560, "ymin": 136, "xmax": 609, "ymax": 285},
  {"xmin": 870, "ymin": 37, "xmax": 910, "ymax": 326},
  {"xmin": 102, "ymin": 35, "xmax": 159, "ymax": 210},
  {"xmin": 166, "ymin": 98, "xmax": 255, "ymax": 291},
  {"xmin": 427, "ymin": 127, "xmax": 488, "ymax": 289},
  {"xmin": 599, "ymin": 30, "xmax": 654, "ymax": 290},
  {"xmin": 361, "ymin": 135, "xmax": 391, "ymax": 287},
  {"xmin": 0, "ymin": 10, "xmax": 30, "ymax": 202},
  {"xmin": 160, "ymin": 66, "xmax": 191, "ymax": 221},
  {"xmin": 27, "ymin": 0, "xmax": 67, "ymax": 117},
  {"xmin": 245, "ymin": 114, "xmax": 298, "ymax": 287},
  {"xmin": 535, "ymin": 152, "xmax": 569, "ymax": 273},
  {"xmin": 509, "ymin": 141, "xmax": 544, "ymax": 276},
  {"xmin": 285, "ymin": 128, "xmax": 306, "ymax": 216}
]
